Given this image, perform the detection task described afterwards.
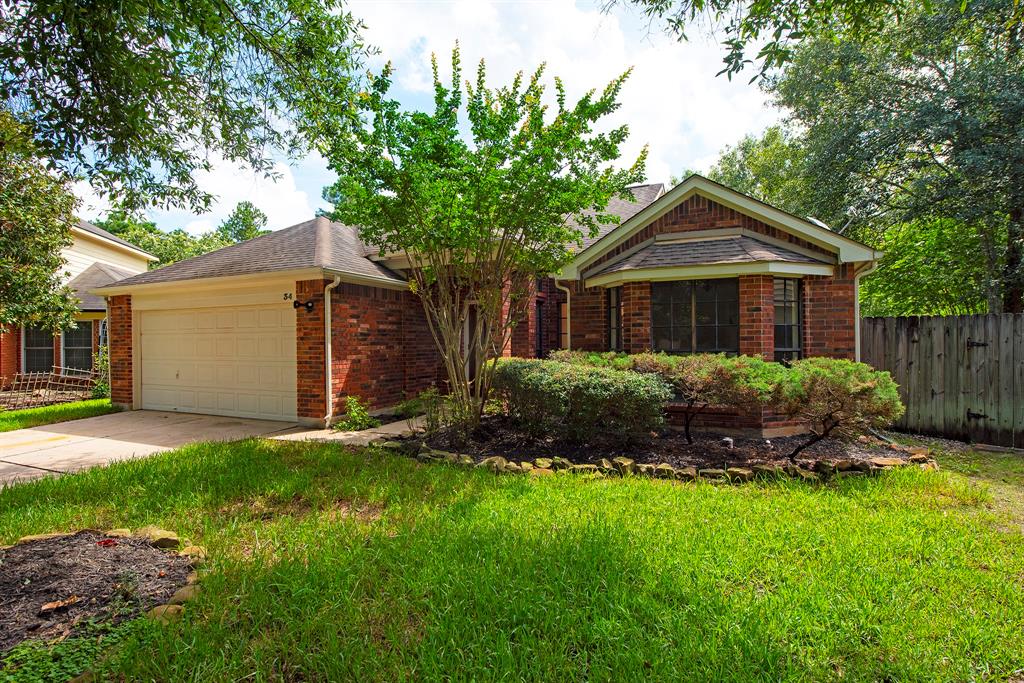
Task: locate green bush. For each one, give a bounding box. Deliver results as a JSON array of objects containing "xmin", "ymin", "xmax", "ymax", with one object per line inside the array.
[
  {"xmin": 778, "ymin": 357, "xmax": 905, "ymax": 458},
  {"xmin": 335, "ymin": 396, "xmax": 380, "ymax": 431},
  {"xmin": 492, "ymin": 358, "xmax": 673, "ymax": 445},
  {"xmin": 91, "ymin": 345, "xmax": 110, "ymax": 399}
]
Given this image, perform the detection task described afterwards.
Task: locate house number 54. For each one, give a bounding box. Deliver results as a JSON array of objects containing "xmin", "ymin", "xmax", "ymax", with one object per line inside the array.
[{"xmin": 283, "ymin": 293, "xmax": 293, "ymax": 300}]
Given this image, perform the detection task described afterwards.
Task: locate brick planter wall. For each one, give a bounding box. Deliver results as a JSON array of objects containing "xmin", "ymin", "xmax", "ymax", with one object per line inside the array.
[{"xmin": 108, "ymin": 295, "xmax": 133, "ymax": 406}]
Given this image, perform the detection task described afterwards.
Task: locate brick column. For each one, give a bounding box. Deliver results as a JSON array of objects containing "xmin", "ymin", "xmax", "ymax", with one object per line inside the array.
[
  {"xmin": 621, "ymin": 282, "xmax": 651, "ymax": 353},
  {"xmin": 108, "ymin": 295, "xmax": 133, "ymax": 407},
  {"xmin": 803, "ymin": 264, "xmax": 856, "ymax": 359},
  {"xmin": 295, "ymin": 279, "xmax": 328, "ymax": 422},
  {"xmin": 739, "ymin": 275, "xmax": 774, "ymax": 360},
  {"xmin": 0, "ymin": 326, "xmax": 19, "ymax": 387}
]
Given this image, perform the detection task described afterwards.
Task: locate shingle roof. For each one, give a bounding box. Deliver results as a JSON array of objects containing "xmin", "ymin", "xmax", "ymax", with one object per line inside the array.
[
  {"xmin": 572, "ymin": 184, "xmax": 665, "ymax": 251},
  {"xmin": 68, "ymin": 262, "xmax": 138, "ymax": 311},
  {"xmin": 104, "ymin": 217, "xmax": 405, "ymax": 288},
  {"xmin": 591, "ymin": 235, "xmax": 825, "ymax": 276},
  {"xmin": 77, "ymin": 220, "xmax": 153, "ymax": 256}
]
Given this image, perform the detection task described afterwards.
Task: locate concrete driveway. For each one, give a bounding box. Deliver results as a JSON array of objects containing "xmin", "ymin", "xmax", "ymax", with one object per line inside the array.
[{"xmin": 0, "ymin": 411, "xmax": 300, "ymax": 486}]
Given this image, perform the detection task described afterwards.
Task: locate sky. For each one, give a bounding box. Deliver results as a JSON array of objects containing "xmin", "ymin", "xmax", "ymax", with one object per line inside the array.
[{"xmin": 74, "ymin": 0, "xmax": 782, "ymax": 235}]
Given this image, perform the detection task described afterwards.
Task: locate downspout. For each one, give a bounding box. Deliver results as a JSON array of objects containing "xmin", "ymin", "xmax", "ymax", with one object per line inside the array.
[
  {"xmin": 554, "ymin": 280, "xmax": 572, "ymax": 350},
  {"xmin": 853, "ymin": 261, "xmax": 879, "ymax": 362},
  {"xmin": 323, "ymin": 275, "xmax": 342, "ymax": 426}
]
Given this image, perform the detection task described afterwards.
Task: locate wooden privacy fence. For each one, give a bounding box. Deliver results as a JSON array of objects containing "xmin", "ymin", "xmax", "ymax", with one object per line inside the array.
[{"xmin": 861, "ymin": 314, "xmax": 1024, "ymax": 448}]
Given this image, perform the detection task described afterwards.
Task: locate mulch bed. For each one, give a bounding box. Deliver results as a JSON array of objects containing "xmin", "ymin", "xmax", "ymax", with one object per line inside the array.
[
  {"xmin": 0, "ymin": 531, "xmax": 192, "ymax": 651},
  {"xmin": 416, "ymin": 415, "xmax": 919, "ymax": 470}
]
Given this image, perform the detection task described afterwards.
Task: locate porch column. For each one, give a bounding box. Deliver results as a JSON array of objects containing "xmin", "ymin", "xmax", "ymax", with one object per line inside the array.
[
  {"xmin": 739, "ymin": 275, "xmax": 774, "ymax": 360},
  {"xmin": 108, "ymin": 295, "xmax": 134, "ymax": 407},
  {"xmin": 295, "ymin": 279, "xmax": 329, "ymax": 422}
]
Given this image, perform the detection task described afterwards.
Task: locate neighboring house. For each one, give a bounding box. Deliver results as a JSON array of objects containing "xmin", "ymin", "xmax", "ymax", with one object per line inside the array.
[
  {"xmin": 93, "ymin": 175, "xmax": 881, "ymax": 431},
  {"xmin": 0, "ymin": 221, "xmax": 157, "ymax": 382}
]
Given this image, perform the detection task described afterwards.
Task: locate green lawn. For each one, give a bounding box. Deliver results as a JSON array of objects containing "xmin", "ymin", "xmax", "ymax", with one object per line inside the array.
[
  {"xmin": 1, "ymin": 439, "xmax": 1022, "ymax": 682},
  {"xmin": 0, "ymin": 399, "xmax": 118, "ymax": 433}
]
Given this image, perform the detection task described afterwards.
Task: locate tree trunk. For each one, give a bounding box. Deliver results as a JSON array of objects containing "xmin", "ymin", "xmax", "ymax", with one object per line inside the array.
[{"xmin": 1003, "ymin": 207, "xmax": 1024, "ymax": 314}]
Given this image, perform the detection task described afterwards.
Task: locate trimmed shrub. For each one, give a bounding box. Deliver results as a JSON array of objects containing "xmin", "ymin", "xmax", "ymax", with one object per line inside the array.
[
  {"xmin": 492, "ymin": 358, "xmax": 673, "ymax": 445},
  {"xmin": 778, "ymin": 357, "xmax": 905, "ymax": 459}
]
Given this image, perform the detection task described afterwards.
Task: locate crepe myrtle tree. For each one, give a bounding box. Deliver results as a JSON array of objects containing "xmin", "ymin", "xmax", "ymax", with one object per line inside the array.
[{"xmin": 322, "ymin": 48, "xmax": 646, "ymax": 432}]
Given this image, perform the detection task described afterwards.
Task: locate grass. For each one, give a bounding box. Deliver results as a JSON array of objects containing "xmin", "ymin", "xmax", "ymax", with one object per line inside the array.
[
  {"xmin": 0, "ymin": 399, "xmax": 118, "ymax": 433},
  {"xmin": 1, "ymin": 439, "xmax": 1022, "ymax": 682}
]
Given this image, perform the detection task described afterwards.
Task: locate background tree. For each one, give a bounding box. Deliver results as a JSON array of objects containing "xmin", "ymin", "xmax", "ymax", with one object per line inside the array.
[
  {"xmin": 770, "ymin": 0, "xmax": 1024, "ymax": 312},
  {"xmin": 93, "ymin": 212, "xmax": 230, "ymax": 268},
  {"xmin": 217, "ymin": 202, "xmax": 270, "ymax": 243},
  {"xmin": 0, "ymin": 110, "xmax": 78, "ymax": 331},
  {"xmin": 1, "ymin": 0, "xmax": 367, "ymax": 211},
  {"xmin": 322, "ymin": 49, "xmax": 645, "ymax": 432}
]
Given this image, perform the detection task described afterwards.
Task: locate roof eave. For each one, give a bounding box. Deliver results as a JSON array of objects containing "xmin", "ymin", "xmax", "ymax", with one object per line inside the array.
[
  {"xmin": 71, "ymin": 225, "xmax": 158, "ymax": 261},
  {"xmin": 584, "ymin": 261, "xmax": 836, "ymax": 288},
  {"xmin": 564, "ymin": 175, "xmax": 880, "ymax": 279}
]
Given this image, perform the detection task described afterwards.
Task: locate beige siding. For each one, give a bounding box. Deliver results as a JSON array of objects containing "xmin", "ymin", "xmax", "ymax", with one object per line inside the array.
[{"xmin": 62, "ymin": 232, "xmax": 150, "ymax": 281}]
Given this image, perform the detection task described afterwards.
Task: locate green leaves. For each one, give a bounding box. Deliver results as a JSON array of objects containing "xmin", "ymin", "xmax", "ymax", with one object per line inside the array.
[
  {"xmin": 0, "ymin": 111, "xmax": 79, "ymax": 332},
  {"xmin": 0, "ymin": 0, "xmax": 367, "ymax": 211}
]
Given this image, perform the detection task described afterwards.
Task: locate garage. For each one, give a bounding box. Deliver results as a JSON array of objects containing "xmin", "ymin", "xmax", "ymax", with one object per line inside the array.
[{"xmin": 138, "ymin": 302, "xmax": 297, "ymax": 421}]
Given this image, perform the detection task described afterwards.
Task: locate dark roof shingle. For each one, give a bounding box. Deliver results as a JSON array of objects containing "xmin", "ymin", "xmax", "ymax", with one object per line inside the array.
[
  {"xmin": 103, "ymin": 217, "xmax": 404, "ymax": 288},
  {"xmin": 591, "ymin": 235, "xmax": 826, "ymax": 276},
  {"xmin": 68, "ymin": 262, "xmax": 138, "ymax": 311},
  {"xmin": 571, "ymin": 184, "xmax": 665, "ymax": 252}
]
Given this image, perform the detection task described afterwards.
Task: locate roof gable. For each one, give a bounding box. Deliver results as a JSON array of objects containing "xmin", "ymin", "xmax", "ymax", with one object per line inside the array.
[
  {"xmin": 560, "ymin": 175, "xmax": 880, "ymax": 279},
  {"xmin": 74, "ymin": 220, "xmax": 157, "ymax": 261}
]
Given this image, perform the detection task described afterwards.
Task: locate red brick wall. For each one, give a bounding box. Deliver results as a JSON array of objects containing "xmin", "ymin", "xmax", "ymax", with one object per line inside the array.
[
  {"xmin": 295, "ymin": 279, "xmax": 329, "ymax": 420},
  {"xmin": 510, "ymin": 281, "xmax": 537, "ymax": 358},
  {"xmin": 296, "ymin": 279, "xmax": 445, "ymax": 421},
  {"xmin": 739, "ymin": 275, "xmax": 774, "ymax": 360},
  {"xmin": 566, "ymin": 281, "xmax": 607, "ymax": 351},
  {"xmin": 803, "ymin": 263, "xmax": 857, "ymax": 359},
  {"xmin": 0, "ymin": 326, "xmax": 20, "ymax": 386},
  {"xmin": 621, "ymin": 281, "xmax": 651, "ymax": 353},
  {"xmin": 108, "ymin": 295, "xmax": 133, "ymax": 406}
]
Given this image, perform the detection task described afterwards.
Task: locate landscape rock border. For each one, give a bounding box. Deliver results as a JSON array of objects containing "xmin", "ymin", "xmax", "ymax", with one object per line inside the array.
[
  {"xmin": 11, "ymin": 526, "xmax": 208, "ymax": 625},
  {"xmin": 377, "ymin": 439, "xmax": 939, "ymax": 484}
]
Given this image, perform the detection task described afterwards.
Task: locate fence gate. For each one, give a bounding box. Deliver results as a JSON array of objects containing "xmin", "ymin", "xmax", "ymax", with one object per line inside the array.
[{"xmin": 860, "ymin": 314, "xmax": 1024, "ymax": 448}]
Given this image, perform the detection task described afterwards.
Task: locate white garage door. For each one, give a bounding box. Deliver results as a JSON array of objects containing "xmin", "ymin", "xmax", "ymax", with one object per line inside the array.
[{"xmin": 139, "ymin": 304, "xmax": 297, "ymax": 421}]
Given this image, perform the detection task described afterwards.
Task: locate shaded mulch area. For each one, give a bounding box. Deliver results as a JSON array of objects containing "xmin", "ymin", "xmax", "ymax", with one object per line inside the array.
[
  {"xmin": 0, "ymin": 531, "xmax": 191, "ymax": 651},
  {"xmin": 418, "ymin": 415, "xmax": 918, "ymax": 470}
]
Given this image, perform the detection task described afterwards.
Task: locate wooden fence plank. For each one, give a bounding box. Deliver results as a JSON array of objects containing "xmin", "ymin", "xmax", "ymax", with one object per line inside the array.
[{"xmin": 862, "ymin": 313, "xmax": 1023, "ymax": 447}]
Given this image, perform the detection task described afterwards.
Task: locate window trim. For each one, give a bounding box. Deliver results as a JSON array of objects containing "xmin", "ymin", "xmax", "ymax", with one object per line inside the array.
[
  {"xmin": 607, "ymin": 286, "xmax": 623, "ymax": 352},
  {"xmin": 773, "ymin": 277, "xmax": 803, "ymax": 362},
  {"xmin": 61, "ymin": 323, "xmax": 94, "ymax": 372},
  {"xmin": 22, "ymin": 325, "xmax": 55, "ymax": 374},
  {"xmin": 651, "ymin": 279, "xmax": 740, "ymax": 355}
]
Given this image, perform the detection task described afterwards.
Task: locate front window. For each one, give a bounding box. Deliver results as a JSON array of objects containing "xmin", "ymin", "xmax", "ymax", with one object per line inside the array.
[
  {"xmin": 774, "ymin": 278, "xmax": 802, "ymax": 362},
  {"xmin": 534, "ymin": 301, "xmax": 544, "ymax": 358},
  {"xmin": 652, "ymin": 279, "xmax": 739, "ymax": 354},
  {"xmin": 62, "ymin": 324, "xmax": 94, "ymax": 371},
  {"xmin": 559, "ymin": 302, "xmax": 569, "ymax": 349},
  {"xmin": 23, "ymin": 326, "xmax": 54, "ymax": 373},
  {"xmin": 607, "ymin": 286, "xmax": 623, "ymax": 352}
]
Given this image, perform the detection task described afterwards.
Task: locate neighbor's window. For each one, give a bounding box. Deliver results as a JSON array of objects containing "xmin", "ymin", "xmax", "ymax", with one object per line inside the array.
[
  {"xmin": 774, "ymin": 278, "xmax": 802, "ymax": 362},
  {"xmin": 23, "ymin": 326, "xmax": 54, "ymax": 373},
  {"xmin": 652, "ymin": 279, "xmax": 739, "ymax": 354},
  {"xmin": 607, "ymin": 286, "xmax": 623, "ymax": 352},
  {"xmin": 62, "ymin": 324, "xmax": 94, "ymax": 371},
  {"xmin": 559, "ymin": 302, "xmax": 569, "ymax": 348}
]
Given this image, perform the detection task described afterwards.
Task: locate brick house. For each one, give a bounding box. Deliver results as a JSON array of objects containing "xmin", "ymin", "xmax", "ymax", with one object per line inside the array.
[
  {"xmin": 0, "ymin": 221, "xmax": 155, "ymax": 386},
  {"xmin": 93, "ymin": 175, "xmax": 881, "ymax": 430}
]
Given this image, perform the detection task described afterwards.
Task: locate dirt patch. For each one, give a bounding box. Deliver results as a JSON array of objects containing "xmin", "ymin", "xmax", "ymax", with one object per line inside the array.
[
  {"xmin": 0, "ymin": 530, "xmax": 192, "ymax": 651},
  {"xmin": 415, "ymin": 415, "xmax": 921, "ymax": 470}
]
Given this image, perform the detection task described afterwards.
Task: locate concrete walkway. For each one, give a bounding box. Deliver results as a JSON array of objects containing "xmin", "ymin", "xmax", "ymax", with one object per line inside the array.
[
  {"xmin": 0, "ymin": 411, "xmax": 300, "ymax": 486},
  {"xmin": 271, "ymin": 415, "xmax": 423, "ymax": 446}
]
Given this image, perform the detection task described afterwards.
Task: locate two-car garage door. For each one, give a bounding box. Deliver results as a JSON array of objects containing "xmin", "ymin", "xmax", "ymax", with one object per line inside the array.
[{"xmin": 138, "ymin": 304, "xmax": 297, "ymax": 421}]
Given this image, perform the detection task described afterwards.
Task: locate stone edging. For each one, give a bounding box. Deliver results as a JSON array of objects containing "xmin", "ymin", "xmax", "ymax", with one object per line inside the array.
[
  {"xmin": 10, "ymin": 526, "xmax": 207, "ymax": 626},
  {"xmin": 377, "ymin": 441, "xmax": 939, "ymax": 483}
]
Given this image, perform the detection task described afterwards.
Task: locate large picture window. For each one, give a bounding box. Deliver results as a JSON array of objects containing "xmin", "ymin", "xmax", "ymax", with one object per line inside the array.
[
  {"xmin": 774, "ymin": 278, "xmax": 802, "ymax": 362},
  {"xmin": 607, "ymin": 286, "xmax": 623, "ymax": 352},
  {"xmin": 23, "ymin": 326, "xmax": 54, "ymax": 373},
  {"xmin": 652, "ymin": 279, "xmax": 739, "ymax": 354},
  {"xmin": 62, "ymin": 324, "xmax": 94, "ymax": 371}
]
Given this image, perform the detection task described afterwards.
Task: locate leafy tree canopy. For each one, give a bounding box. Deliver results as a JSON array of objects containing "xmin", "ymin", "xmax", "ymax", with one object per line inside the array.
[
  {"xmin": 615, "ymin": 0, "xmax": 925, "ymax": 78},
  {"xmin": 1, "ymin": 0, "xmax": 367, "ymax": 212},
  {"xmin": 217, "ymin": 201, "xmax": 269, "ymax": 243},
  {"xmin": 0, "ymin": 110, "xmax": 78, "ymax": 331},
  {"xmin": 770, "ymin": 0, "xmax": 1024, "ymax": 312},
  {"xmin": 322, "ymin": 48, "xmax": 645, "ymax": 430},
  {"xmin": 94, "ymin": 200, "xmax": 269, "ymax": 269}
]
